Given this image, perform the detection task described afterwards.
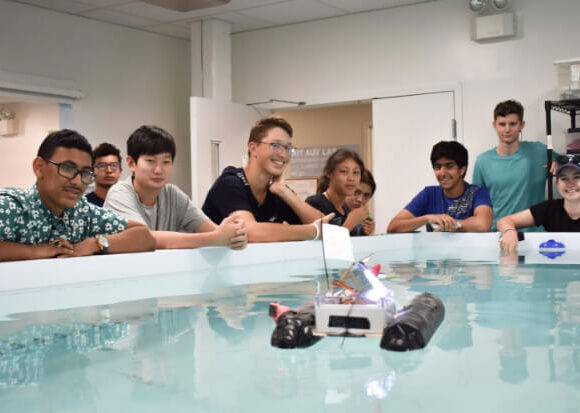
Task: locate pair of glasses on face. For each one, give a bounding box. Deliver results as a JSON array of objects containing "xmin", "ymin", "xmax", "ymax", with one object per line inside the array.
[
  {"xmin": 94, "ymin": 162, "xmax": 121, "ymax": 171},
  {"xmin": 556, "ymin": 154, "xmax": 580, "ymax": 167},
  {"xmin": 258, "ymin": 141, "xmax": 296, "ymax": 156},
  {"xmin": 44, "ymin": 159, "xmax": 95, "ymax": 185}
]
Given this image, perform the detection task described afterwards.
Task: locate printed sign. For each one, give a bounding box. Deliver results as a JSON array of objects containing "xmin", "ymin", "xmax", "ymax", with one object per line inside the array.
[{"xmin": 290, "ymin": 144, "xmax": 360, "ymax": 177}]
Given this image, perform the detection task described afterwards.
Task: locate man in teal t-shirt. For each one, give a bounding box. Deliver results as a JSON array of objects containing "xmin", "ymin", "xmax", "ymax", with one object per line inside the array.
[{"xmin": 473, "ymin": 100, "xmax": 555, "ymax": 231}]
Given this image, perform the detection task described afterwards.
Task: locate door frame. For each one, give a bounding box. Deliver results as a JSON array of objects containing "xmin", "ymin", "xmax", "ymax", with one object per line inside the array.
[{"xmin": 273, "ymin": 82, "xmax": 464, "ymax": 143}]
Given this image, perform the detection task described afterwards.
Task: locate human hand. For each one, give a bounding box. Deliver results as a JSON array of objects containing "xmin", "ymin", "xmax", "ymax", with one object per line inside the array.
[
  {"xmin": 310, "ymin": 213, "xmax": 336, "ymax": 239},
  {"xmin": 268, "ymin": 175, "xmax": 286, "ymax": 196},
  {"xmin": 67, "ymin": 237, "xmax": 100, "ymax": 257},
  {"xmin": 228, "ymin": 212, "xmax": 247, "ymax": 250},
  {"xmin": 349, "ymin": 206, "xmax": 370, "ymax": 225},
  {"xmin": 499, "ymin": 229, "xmax": 518, "ymax": 251},
  {"xmin": 361, "ymin": 217, "xmax": 375, "ymax": 235},
  {"xmin": 427, "ymin": 214, "xmax": 458, "ymax": 232},
  {"xmin": 219, "ymin": 213, "xmax": 248, "ymax": 249},
  {"xmin": 320, "ymin": 212, "xmax": 335, "ymax": 225},
  {"xmin": 34, "ymin": 237, "xmax": 75, "ymax": 259}
]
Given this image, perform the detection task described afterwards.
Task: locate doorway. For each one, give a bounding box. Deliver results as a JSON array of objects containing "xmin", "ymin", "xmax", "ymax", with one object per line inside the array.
[
  {"xmin": 372, "ymin": 91, "xmax": 457, "ymax": 233},
  {"xmin": 189, "ymin": 87, "xmax": 460, "ymax": 234}
]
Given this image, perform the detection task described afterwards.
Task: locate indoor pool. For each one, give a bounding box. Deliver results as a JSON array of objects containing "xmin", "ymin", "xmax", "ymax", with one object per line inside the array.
[{"xmin": 0, "ymin": 233, "xmax": 579, "ymax": 413}]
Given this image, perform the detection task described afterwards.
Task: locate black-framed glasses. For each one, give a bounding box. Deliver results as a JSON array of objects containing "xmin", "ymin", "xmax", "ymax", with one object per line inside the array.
[
  {"xmin": 44, "ymin": 159, "xmax": 95, "ymax": 185},
  {"xmin": 258, "ymin": 141, "xmax": 296, "ymax": 156},
  {"xmin": 556, "ymin": 154, "xmax": 580, "ymax": 166},
  {"xmin": 94, "ymin": 162, "xmax": 121, "ymax": 171}
]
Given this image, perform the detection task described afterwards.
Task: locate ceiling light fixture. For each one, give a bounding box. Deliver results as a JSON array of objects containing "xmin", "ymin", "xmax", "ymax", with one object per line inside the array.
[{"xmin": 140, "ymin": 0, "xmax": 230, "ymax": 13}]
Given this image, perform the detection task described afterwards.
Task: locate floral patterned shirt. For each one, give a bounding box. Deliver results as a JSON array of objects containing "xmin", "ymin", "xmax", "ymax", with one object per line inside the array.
[{"xmin": 0, "ymin": 185, "xmax": 127, "ymax": 245}]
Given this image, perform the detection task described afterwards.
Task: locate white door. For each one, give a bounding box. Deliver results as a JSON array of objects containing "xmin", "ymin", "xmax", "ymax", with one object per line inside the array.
[
  {"xmin": 190, "ymin": 97, "xmax": 260, "ymax": 205},
  {"xmin": 372, "ymin": 92, "xmax": 457, "ymax": 234}
]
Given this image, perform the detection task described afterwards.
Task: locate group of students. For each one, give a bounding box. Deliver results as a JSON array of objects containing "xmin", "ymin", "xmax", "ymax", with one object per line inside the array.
[
  {"xmin": 0, "ymin": 99, "xmax": 578, "ymax": 262},
  {"xmin": 387, "ymin": 99, "xmax": 580, "ymax": 246}
]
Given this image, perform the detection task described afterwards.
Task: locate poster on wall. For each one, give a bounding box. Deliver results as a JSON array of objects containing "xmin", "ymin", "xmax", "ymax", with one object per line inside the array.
[
  {"xmin": 285, "ymin": 177, "xmax": 318, "ymax": 200},
  {"xmin": 289, "ymin": 144, "xmax": 360, "ymax": 178}
]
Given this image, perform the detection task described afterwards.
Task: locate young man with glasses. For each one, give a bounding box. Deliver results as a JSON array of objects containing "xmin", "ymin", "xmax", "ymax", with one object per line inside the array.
[
  {"xmin": 498, "ymin": 154, "xmax": 580, "ymax": 250},
  {"xmin": 104, "ymin": 125, "xmax": 247, "ymax": 250},
  {"xmin": 202, "ymin": 117, "xmax": 333, "ymax": 242},
  {"xmin": 472, "ymin": 100, "xmax": 557, "ymax": 230},
  {"xmin": 86, "ymin": 142, "xmax": 122, "ymax": 207},
  {"xmin": 387, "ymin": 141, "xmax": 492, "ymax": 233},
  {"xmin": 0, "ymin": 129, "xmax": 155, "ymax": 262}
]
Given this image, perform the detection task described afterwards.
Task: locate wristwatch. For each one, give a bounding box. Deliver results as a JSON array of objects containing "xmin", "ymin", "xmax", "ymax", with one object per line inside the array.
[{"xmin": 95, "ymin": 234, "xmax": 110, "ymax": 254}]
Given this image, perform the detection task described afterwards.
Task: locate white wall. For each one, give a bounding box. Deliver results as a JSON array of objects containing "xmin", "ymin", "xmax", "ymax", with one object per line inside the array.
[
  {"xmin": 190, "ymin": 97, "xmax": 259, "ymax": 205},
  {"xmin": 231, "ymin": 0, "xmax": 580, "ymax": 176},
  {"xmin": 0, "ymin": 1, "xmax": 192, "ymax": 193},
  {"xmin": 0, "ymin": 102, "xmax": 60, "ymax": 188}
]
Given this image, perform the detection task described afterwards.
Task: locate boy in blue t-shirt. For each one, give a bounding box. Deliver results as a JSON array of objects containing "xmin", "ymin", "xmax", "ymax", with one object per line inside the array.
[{"xmin": 387, "ymin": 141, "xmax": 493, "ymax": 233}]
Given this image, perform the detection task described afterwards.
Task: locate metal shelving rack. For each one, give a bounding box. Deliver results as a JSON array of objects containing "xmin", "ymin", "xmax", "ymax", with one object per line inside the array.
[{"xmin": 544, "ymin": 99, "xmax": 580, "ymax": 200}]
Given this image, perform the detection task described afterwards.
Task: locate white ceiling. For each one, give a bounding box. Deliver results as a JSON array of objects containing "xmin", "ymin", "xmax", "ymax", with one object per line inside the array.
[{"xmin": 7, "ymin": 0, "xmax": 434, "ymax": 39}]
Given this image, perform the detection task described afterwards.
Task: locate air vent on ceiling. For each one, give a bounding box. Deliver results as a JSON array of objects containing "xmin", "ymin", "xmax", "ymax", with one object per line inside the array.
[{"xmin": 140, "ymin": 0, "xmax": 230, "ymax": 12}]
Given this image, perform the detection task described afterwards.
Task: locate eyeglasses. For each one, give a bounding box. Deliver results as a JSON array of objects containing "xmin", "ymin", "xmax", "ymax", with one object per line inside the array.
[
  {"xmin": 94, "ymin": 162, "xmax": 121, "ymax": 171},
  {"xmin": 258, "ymin": 141, "xmax": 296, "ymax": 156},
  {"xmin": 44, "ymin": 159, "xmax": 95, "ymax": 185},
  {"xmin": 556, "ymin": 154, "xmax": 580, "ymax": 166}
]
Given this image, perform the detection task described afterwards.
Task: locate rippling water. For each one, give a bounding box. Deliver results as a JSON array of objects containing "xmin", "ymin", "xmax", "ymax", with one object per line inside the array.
[{"xmin": 1, "ymin": 257, "xmax": 579, "ymax": 412}]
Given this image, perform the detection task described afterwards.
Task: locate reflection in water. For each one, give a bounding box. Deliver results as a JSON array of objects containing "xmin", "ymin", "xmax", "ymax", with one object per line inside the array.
[
  {"xmin": 437, "ymin": 296, "xmax": 472, "ymax": 351},
  {"xmin": 40, "ymin": 353, "xmax": 96, "ymax": 412},
  {"xmin": 498, "ymin": 328, "xmax": 528, "ymax": 384},
  {"xmin": 0, "ymin": 262, "xmax": 580, "ymax": 412},
  {"xmin": 549, "ymin": 281, "xmax": 580, "ymax": 387},
  {"xmin": 0, "ymin": 321, "xmax": 128, "ymax": 388}
]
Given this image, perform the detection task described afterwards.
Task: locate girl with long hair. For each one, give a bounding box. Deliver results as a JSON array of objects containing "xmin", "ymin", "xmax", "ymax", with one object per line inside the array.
[{"xmin": 306, "ymin": 149, "xmax": 370, "ymax": 232}]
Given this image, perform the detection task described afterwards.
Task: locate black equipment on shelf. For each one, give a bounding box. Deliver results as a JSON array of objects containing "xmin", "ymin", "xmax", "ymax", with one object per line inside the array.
[{"xmin": 545, "ymin": 99, "xmax": 580, "ymax": 200}]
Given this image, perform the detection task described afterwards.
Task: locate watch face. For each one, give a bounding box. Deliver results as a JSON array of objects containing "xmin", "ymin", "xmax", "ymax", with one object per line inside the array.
[{"xmin": 97, "ymin": 234, "xmax": 110, "ymax": 250}]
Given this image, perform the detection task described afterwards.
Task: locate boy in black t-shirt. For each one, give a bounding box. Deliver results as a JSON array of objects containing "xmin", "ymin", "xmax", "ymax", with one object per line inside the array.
[
  {"xmin": 498, "ymin": 155, "xmax": 580, "ymax": 250},
  {"xmin": 202, "ymin": 117, "xmax": 333, "ymax": 242}
]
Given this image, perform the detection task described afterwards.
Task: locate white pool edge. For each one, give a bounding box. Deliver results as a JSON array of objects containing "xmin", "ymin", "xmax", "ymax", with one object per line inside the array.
[{"xmin": 1, "ymin": 232, "xmax": 578, "ymax": 318}]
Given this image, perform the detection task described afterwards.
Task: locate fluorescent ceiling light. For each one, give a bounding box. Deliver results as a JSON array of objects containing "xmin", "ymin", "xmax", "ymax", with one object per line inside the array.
[{"xmin": 140, "ymin": 0, "xmax": 230, "ymax": 12}]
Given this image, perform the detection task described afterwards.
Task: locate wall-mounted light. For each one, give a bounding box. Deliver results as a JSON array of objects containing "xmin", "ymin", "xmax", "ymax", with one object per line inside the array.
[
  {"xmin": 0, "ymin": 106, "xmax": 18, "ymax": 136},
  {"xmin": 0, "ymin": 107, "xmax": 15, "ymax": 120},
  {"xmin": 469, "ymin": 0, "xmax": 510, "ymax": 14},
  {"xmin": 492, "ymin": 0, "xmax": 509, "ymax": 10},
  {"xmin": 469, "ymin": 0, "xmax": 515, "ymax": 42},
  {"xmin": 469, "ymin": 0, "xmax": 488, "ymax": 12}
]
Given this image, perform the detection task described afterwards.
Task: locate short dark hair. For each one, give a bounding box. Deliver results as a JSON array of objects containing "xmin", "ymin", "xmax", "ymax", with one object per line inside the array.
[
  {"xmin": 360, "ymin": 169, "xmax": 376, "ymax": 195},
  {"xmin": 430, "ymin": 141, "xmax": 468, "ymax": 176},
  {"xmin": 494, "ymin": 100, "xmax": 524, "ymax": 121},
  {"xmin": 92, "ymin": 142, "xmax": 121, "ymax": 165},
  {"xmin": 317, "ymin": 149, "xmax": 365, "ymax": 193},
  {"xmin": 127, "ymin": 125, "xmax": 176, "ymax": 162},
  {"xmin": 37, "ymin": 129, "xmax": 92, "ymax": 160}
]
